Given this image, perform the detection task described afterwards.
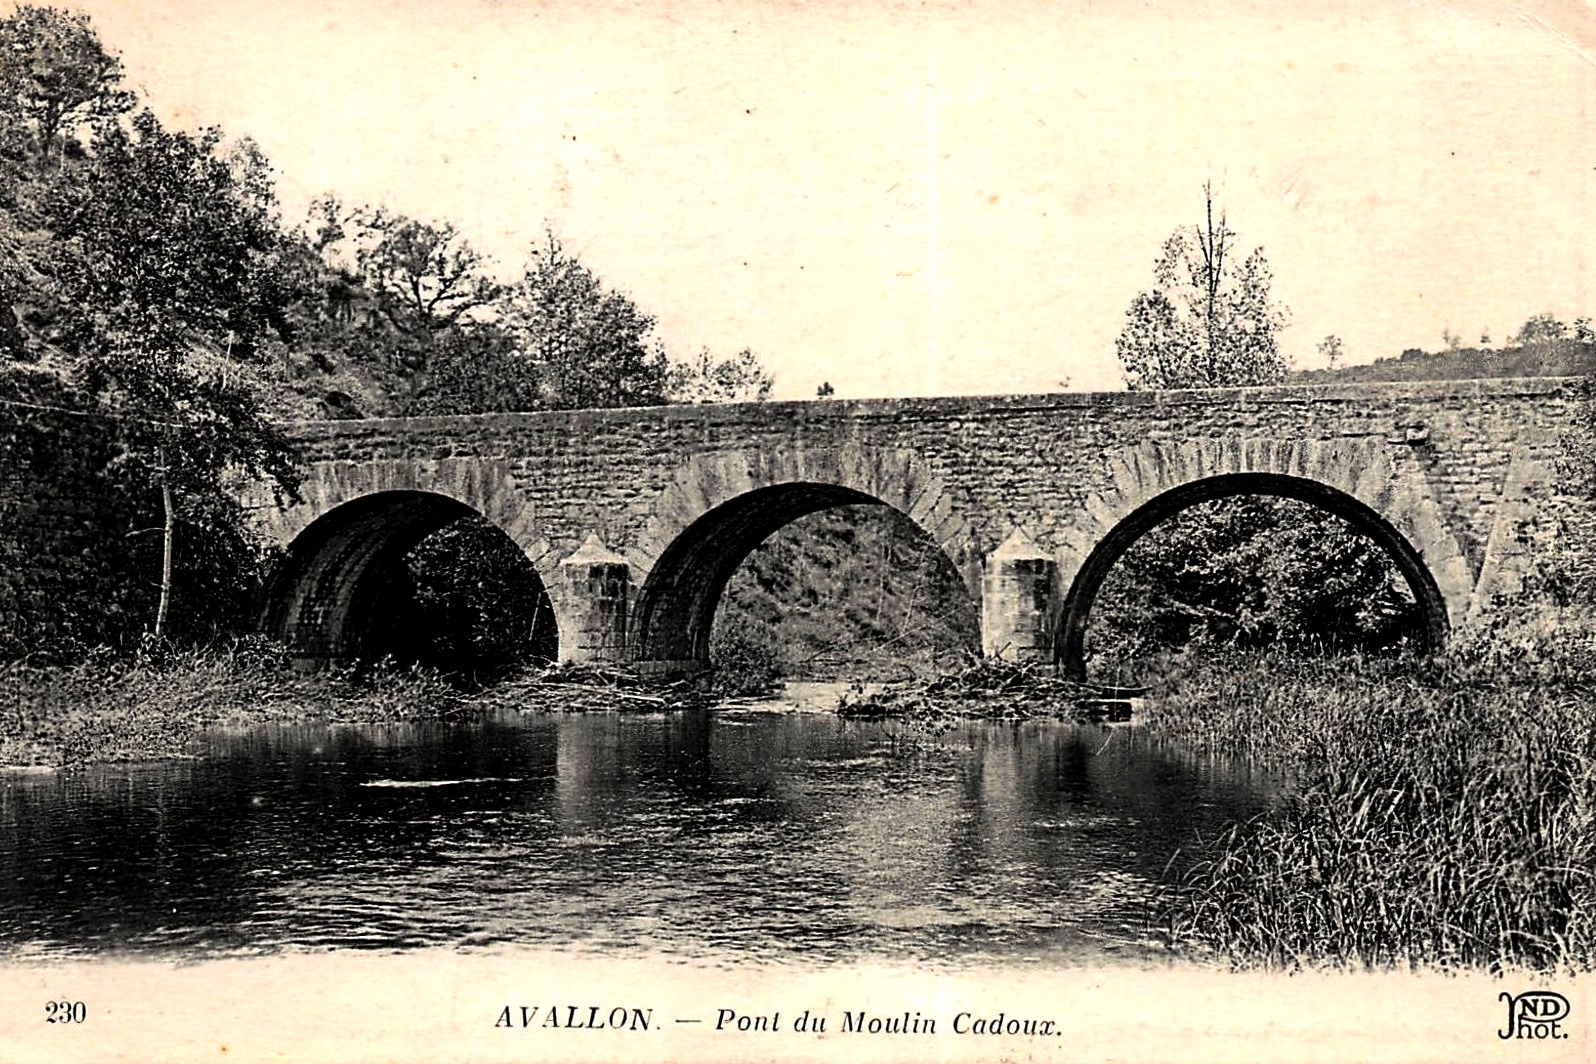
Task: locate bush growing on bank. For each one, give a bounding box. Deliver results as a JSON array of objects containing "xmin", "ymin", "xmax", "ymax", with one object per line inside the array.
[
  {"xmin": 706, "ymin": 611, "xmax": 784, "ymax": 696},
  {"xmin": 1151, "ymin": 615, "xmax": 1596, "ymax": 973}
]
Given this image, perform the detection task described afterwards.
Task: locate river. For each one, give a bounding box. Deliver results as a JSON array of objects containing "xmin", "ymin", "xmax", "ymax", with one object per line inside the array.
[{"xmin": 0, "ymin": 692, "xmax": 1274, "ymax": 967}]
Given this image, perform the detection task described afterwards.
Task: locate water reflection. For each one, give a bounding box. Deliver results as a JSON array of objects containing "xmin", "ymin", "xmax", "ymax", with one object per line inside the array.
[{"xmin": 0, "ymin": 705, "xmax": 1273, "ymax": 966}]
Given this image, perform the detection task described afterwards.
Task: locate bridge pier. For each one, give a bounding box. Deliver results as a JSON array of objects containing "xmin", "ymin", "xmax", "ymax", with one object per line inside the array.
[
  {"xmin": 980, "ymin": 529, "xmax": 1060, "ymax": 663},
  {"xmin": 557, "ymin": 533, "xmax": 633, "ymax": 664}
]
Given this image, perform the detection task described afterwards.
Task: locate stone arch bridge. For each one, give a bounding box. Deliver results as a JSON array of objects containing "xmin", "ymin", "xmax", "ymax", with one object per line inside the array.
[{"xmin": 240, "ymin": 377, "xmax": 1579, "ymax": 679}]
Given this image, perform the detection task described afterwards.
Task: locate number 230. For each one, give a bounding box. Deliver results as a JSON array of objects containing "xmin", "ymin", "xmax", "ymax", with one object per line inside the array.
[{"xmin": 45, "ymin": 1001, "xmax": 87, "ymax": 1024}]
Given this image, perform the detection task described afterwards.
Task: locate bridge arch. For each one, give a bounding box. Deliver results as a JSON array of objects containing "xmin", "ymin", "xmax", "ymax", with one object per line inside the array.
[
  {"xmin": 630, "ymin": 447, "xmax": 978, "ymax": 667},
  {"xmin": 253, "ymin": 459, "xmax": 565, "ymax": 666},
  {"xmin": 1053, "ymin": 437, "xmax": 1473, "ymax": 680}
]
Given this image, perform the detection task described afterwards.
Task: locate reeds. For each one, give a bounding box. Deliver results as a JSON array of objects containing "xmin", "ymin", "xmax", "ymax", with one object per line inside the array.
[
  {"xmin": 0, "ymin": 638, "xmax": 468, "ymax": 766},
  {"xmin": 1150, "ymin": 617, "xmax": 1596, "ymax": 973}
]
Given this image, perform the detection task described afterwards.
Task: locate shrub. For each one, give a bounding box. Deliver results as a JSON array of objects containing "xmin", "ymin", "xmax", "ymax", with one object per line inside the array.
[{"xmin": 707, "ymin": 611, "xmax": 783, "ymax": 696}]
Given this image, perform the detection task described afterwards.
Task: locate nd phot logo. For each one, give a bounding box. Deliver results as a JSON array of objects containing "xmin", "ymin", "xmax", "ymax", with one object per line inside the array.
[{"xmin": 1498, "ymin": 991, "xmax": 1570, "ymax": 1040}]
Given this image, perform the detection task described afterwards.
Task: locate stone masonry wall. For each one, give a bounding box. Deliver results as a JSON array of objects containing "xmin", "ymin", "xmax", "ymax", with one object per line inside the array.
[
  {"xmin": 5, "ymin": 373, "xmax": 1580, "ymax": 666},
  {"xmin": 272, "ymin": 377, "xmax": 1575, "ymax": 575},
  {"xmin": 250, "ymin": 376, "xmax": 1583, "ymax": 665},
  {"xmin": 0, "ymin": 370, "xmax": 141, "ymax": 660}
]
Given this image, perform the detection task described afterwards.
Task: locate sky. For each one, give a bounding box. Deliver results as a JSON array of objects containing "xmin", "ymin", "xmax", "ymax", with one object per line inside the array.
[{"xmin": 29, "ymin": 0, "xmax": 1596, "ymax": 399}]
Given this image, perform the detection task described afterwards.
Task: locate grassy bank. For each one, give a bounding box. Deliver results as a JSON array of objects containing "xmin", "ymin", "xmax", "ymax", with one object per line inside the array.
[
  {"xmin": 1146, "ymin": 617, "xmax": 1596, "ymax": 974},
  {"xmin": 0, "ymin": 640, "xmax": 737, "ymax": 768},
  {"xmin": 0, "ymin": 640, "xmax": 474, "ymax": 767}
]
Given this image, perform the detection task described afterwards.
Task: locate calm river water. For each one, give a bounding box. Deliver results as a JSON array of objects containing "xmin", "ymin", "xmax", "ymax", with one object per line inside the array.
[{"xmin": 0, "ymin": 695, "xmax": 1274, "ymax": 967}]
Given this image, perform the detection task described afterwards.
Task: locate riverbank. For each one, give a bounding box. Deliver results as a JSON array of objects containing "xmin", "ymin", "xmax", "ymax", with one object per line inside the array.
[
  {"xmin": 1145, "ymin": 616, "xmax": 1596, "ymax": 974},
  {"xmin": 0, "ymin": 642, "xmax": 722, "ymax": 768},
  {"xmin": 0, "ymin": 647, "xmax": 443, "ymax": 768}
]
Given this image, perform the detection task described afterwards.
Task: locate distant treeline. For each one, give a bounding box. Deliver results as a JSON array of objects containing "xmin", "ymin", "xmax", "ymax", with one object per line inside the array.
[{"xmin": 1293, "ymin": 338, "xmax": 1596, "ymax": 385}]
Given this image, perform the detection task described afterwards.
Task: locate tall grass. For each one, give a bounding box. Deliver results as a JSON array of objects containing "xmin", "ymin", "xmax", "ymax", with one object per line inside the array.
[
  {"xmin": 0, "ymin": 637, "xmax": 466, "ymax": 766},
  {"xmin": 1150, "ymin": 616, "xmax": 1596, "ymax": 972}
]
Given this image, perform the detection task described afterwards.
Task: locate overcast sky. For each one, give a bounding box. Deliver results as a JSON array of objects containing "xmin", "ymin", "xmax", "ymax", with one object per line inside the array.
[{"xmin": 37, "ymin": 0, "xmax": 1596, "ymax": 399}]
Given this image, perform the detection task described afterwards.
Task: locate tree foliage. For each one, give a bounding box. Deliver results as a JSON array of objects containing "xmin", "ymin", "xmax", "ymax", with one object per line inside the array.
[
  {"xmin": 0, "ymin": 7, "xmax": 298, "ymax": 648},
  {"xmin": 0, "ymin": 3, "xmax": 793, "ymax": 668},
  {"xmin": 1087, "ymin": 497, "xmax": 1417, "ymax": 673},
  {"xmin": 346, "ymin": 207, "xmax": 503, "ymax": 337},
  {"xmin": 502, "ymin": 231, "xmax": 669, "ymax": 409},
  {"xmin": 1317, "ymin": 334, "xmax": 1343, "ymax": 369},
  {"xmin": 1116, "ymin": 183, "xmax": 1288, "ymax": 390},
  {"xmin": 1510, "ymin": 313, "xmax": 1570, "ymax": 346},
  {"xmin": 666, "ymin": 347, "xmax": 774, "ymax": 404},
  {"xmin": 0, "ymin": 5, "xmax": 131, "ymax": 172},
  {"xmin": 398, "ymin": 515, "xmax": 558, "ymax": 684},
  {"xmin": 720, "ymin": 505, "xmax": 980, "ymax": 679}
]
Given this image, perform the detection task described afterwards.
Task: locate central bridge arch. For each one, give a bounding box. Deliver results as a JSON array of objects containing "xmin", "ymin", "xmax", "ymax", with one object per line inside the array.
[{"xmin": 629, "ymin": 447, "xmax": 979, "ymax": 669}]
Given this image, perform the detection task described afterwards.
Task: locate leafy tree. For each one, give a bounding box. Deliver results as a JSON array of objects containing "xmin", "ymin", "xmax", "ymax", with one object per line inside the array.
[
  {"xmin": 0, "ymin": 5, "xmax": 303, "ymax": 653},
  {"xmin": 0, "ymin": 5, "xmax": 131, "ymax": 173},
  {"xmin": 1087, "ymin": 498, "xmax": 1416, "ymax": 669},
  {"xmin": 502, "ymin": 231, "xmax": 669, "ymax": 409},
  {"xmin": 289, "ymin": 213, "xmax": 711, "ymax": 419},
  {"xmin": 396, "ymin": 514, "xmax": 558, "ymax": 684},
  {"xmin": 41, "ymin": 108, "xmax": 300, "ymax": 639},
  {"xmin": 291, "ymin": 201, "xmax": 517, "ymax": 415},
  {"xmin": 1510, "ymin": 314, "xmax": 1570, "ymax": 346},
  {"xmin": 344, "ymin": 207, "xmax": 502, "ymax": 338},
  {"xmin": 395, "ymin": 323, "xmax": 535, "ymax": 416},
  {"xmin": 1115, "ymin": 182, "xmax": 1288, "ymax": 390},
  {"xmin": 666, "ymin": 347, "xmax": 774, "ymax": 404},
  {"xmin": 1317, "ymin": 334, "xmax": 1344, "ymax": 370},
  {"xmin": 1099, "ymin": 185, "xmax": 1418, "ymax": 678},
  {"xmin": 721, "ymin": 505, "xmax": 980, "ymax": 679}
]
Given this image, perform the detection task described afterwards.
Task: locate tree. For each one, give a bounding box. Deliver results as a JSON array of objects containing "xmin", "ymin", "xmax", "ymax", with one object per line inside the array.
[
  {"xmin": 502, "ymin": 231, "xmax": 668, "ymax": 409},
  {"xmin": 666, "ymin": 347, "xmax": 774, "ymax": 404},
  {"xmin": 0, "ymin": 5, "xmax": 132, "ymax": 173},
  {"xmin": 1115, "ymin": 182, "xmax": 1289, "ymax": 390},
  {"xmin": 343, "ymin": 207, "xmax": 502, "ymax": 338},
  {"xmin": 273, "ymin": 199, "xmax": 533, "ymax": 418},
  {"xmin": 1096, "ymin": 184, "xmax": 1418, "ymax": 678},
  {"xmin": 1510, "ymin": 314, "xmax": 1569, "ymax": 346},
  {"xmin": 44, "ymin": 108, "xmax": 300, "ymax": 639},
  {"xmin": 395, "ymin": 322, "xmax": 534, "ymax": 416},
  {"xmin": 1, "ymin": 6, "xmax": 135, "ymax": 372},
  {"xmin": 1317, "ymin": 334, "xmax": 1344, "ymax": 370}
]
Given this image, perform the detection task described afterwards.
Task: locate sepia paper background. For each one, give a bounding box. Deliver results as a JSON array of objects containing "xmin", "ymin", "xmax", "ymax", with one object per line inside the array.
[{"xmin": 2, "ymin": 0, "xmax": 1594, "ymax": 1060}]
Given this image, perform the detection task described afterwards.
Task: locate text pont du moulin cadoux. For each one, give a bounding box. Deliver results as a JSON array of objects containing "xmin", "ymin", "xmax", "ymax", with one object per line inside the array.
[{"xmin": 494, "ymin": 1004, "xmax": 1060, "ymax": 1037}]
